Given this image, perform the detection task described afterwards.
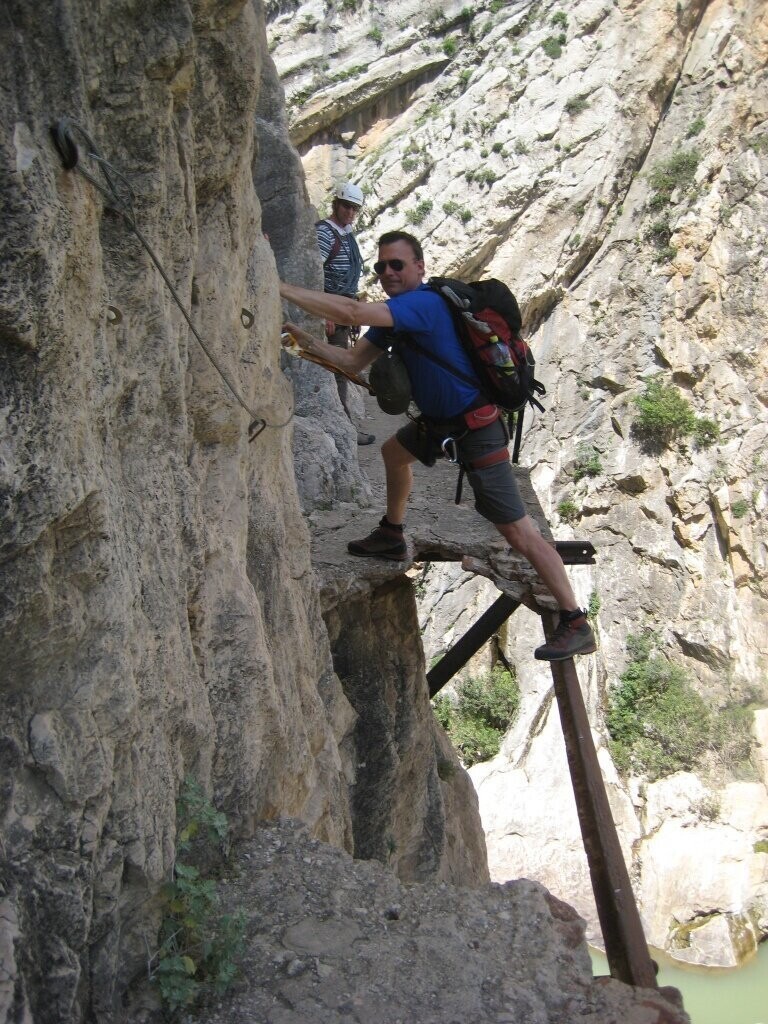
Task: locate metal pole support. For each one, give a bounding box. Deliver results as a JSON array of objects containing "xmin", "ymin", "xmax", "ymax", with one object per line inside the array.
[
  {"xmin": 542, "ymin": 610, "xmax": 657, "ymax": 988},
  {"xmin": 427, "ymin": 593, "xmax": 520, "ymax": 697}
]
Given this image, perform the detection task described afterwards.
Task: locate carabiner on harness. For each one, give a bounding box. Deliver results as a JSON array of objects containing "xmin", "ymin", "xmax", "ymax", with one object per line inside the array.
[{"xmin": 441, "ymin": 436, "xmax": 460, "ymax": 463}]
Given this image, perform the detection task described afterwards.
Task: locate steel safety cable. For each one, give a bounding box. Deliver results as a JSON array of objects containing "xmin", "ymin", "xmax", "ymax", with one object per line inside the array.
[{"xmin": 50, "ymin": 118, "xmax": 294, "ymax": 440}]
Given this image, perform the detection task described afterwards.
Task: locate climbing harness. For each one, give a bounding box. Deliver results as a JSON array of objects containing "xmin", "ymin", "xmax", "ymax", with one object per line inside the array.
[
  {"xmin": 416, "ymin": 403, "xmax": 510, "ymax": 505},
  {"xmin": 50, "ymin": 117, "xmax": 289, "ymax": 442}
]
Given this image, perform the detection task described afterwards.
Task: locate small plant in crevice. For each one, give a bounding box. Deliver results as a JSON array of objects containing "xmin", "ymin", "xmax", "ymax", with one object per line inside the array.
[
  {"xmin": 647, "ymin": 148, "xmax": 701, "ymax": 211},
  {"xmin": 573, "ymin": 444, "xmax": 602, "ymax": 481},
  {"xmin": 631, "ymin": 375, "xmax": 718, "ymax": 453},
  {"xmin": 431, "ymin": 665, "xmax": 520, "ymax": 767},
  {"xmin": 606, "ymin": 632, "xmax": 710, "ymax": 780},
  {"xmin": 632, "ymin": 376, "xmax": 693, "ymax": 449},
  {"xmin": 731, "ymin": 498, "xmax": 750, "ymax": 519},
  {"xmin": 149, "ymin": 778, "xmax": 245, "ymax": 1014},
  {"xmin": 565, "ymin": 95, "xmax": 589, "ymax": 116},
  {"xmin": 407, "ymin": 199, "xmax": 434, "ymax": 225},
  {"xmin": 474, "ymin": 167, "xmax": 498, "ymax": 186},
  {"xmin": 692, "ymin": 792, "xmax": 721, "ymax": 822},
  {"xmin": 557, "ymin": 498, "xmax": 579, "ymax": 524},
  {"xmin": 686, "ymin": 116, "xmax": 705, "ymax": 138},
  {"xmin": 644, "ymin": 215, "xmax": 677, "ymax": 263},
  {"xmin": 692, "ymin": 417, "xmax": 720, "ymax": 449},
  {"xmin": 542, "ymin": 33, "xmax": 566, "ymax": 59},
  {"xmin": 458, "ymin": 68, "xmax": 473, "ymax": 90}
]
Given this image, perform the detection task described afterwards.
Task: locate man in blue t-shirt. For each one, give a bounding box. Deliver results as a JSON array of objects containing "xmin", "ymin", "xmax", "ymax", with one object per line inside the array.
[{"xmin": 279, "ymin": 231, "xmax": 596, "ymax": 662}]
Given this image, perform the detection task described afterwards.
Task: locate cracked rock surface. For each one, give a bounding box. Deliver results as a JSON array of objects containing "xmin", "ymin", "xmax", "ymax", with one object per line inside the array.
[{"xmin": 186, "ymin": 818, "xmax": 689, "ymax": 1024}]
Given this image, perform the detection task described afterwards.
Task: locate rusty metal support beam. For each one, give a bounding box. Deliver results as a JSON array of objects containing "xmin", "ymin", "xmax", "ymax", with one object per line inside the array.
[
  {"xmin": 553, "ymin": 540, "xmax": 596, "ymax": 565},
  {"xmin": 427, "ymin": 594, "xmax": 520, "ymax": 697},
  {"xmin": 542, "ymin": 610, "xmax": 657, "ymax": 989}
]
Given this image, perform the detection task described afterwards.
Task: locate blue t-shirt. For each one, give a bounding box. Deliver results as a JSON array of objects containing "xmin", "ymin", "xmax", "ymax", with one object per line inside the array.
[{"xmin": 366, "ymin": 285, "xmax": 481, "ymax": 418}]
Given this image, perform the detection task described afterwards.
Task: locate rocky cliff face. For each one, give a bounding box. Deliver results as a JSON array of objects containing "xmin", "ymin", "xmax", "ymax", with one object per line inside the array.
[
  {"xmin": 269, "ymin": 0, "xmax": 768, "ymax": 969},
  {"xmin": 0, "ymin": 2, "xmax": 486, "ymax": 1021}
]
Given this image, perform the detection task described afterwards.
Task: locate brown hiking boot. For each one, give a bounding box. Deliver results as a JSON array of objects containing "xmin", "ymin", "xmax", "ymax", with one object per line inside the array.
[
  {"xmin": 534, "ymin": 610, "xmax": 597, "ymax": 661},
  {"xmin": 348, "ymin": 518, "xmax": 408, "ymax": 561}
]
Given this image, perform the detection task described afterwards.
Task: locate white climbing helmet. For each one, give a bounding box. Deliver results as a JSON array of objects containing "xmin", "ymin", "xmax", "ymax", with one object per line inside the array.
[{"xmin": 334, "ymin": 181, "xmax": 364, "ymax": 207}]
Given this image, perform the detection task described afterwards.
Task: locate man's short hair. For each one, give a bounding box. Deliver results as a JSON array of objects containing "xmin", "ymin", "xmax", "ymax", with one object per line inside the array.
[{"xmin": 377, "ymin": 230, "xmax": 423, "ymax": 262}]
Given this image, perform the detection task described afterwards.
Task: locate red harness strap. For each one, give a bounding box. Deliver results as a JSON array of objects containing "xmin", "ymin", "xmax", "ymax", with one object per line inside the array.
[
  {"xmin": 454, "ymin": 418, "xmax": 511, "ymax": 504},
  {"xmin": 466, "ymin": 447, "xmax": 510, "ymax": 470},
  {"xmin": 463, "ymin": 403, "xmax": 501, "ymax": 430}
]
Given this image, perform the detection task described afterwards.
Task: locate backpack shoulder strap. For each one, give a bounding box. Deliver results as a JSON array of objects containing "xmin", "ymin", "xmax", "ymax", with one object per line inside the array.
[
  {"xmin": 395, "ymin": 330, "xmax": 482, "ymax": 392},
  {"xmin": 316, "ymin": 220, "xmax": 344, "ymax": 267}
]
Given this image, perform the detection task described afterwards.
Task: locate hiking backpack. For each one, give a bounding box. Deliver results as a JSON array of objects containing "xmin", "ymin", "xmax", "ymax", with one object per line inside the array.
[{"xmin": 400, "ymin": 276, "xmax": 546, "ymax": 462}]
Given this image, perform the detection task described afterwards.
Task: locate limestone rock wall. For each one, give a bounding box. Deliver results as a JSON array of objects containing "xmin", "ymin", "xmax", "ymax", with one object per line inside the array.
[
  {"xmin": 324, "ymin": 577, "xmax": 489, "ymax": 885},
  {"xmin": 0, "ymin": 2, "xmax": 486, "ymax": 1021},
  {"xmin": 268, "ymin": 0, "xmax": 768, "ymax": 968}
]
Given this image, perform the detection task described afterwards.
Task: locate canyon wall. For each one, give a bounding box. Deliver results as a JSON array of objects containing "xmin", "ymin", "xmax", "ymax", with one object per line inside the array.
[
  {"xmin": 1, "ymin": 0, "xmax": 765, "ymax": 1018},
  {"xmin": 269, "ymin": 0, "xmax": 768, "ymax": 968}
]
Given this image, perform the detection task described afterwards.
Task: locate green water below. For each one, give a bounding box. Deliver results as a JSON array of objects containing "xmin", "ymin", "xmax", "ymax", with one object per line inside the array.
[{"xmin": 589, "ymin": 943, "xmax": 768, "ymax": 1024}]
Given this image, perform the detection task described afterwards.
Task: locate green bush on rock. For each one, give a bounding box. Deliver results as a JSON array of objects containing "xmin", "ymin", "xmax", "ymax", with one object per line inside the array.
[
  {"xmin": 150, "ymin": 778, "xmax": 245, "ymax": 1013},
  {"xmin": 632, "ymin": 375, "xmax": 719, "ymax": 452},
  {"xmin": 606, "ymin": 632, "xmax": 755, "ymax": 781},
  {"xmin": 432, "ymin": 665, "xmax": 520, "ymax": 767},
  {"xmin": 607, "ymin": 633, "xmax": 710, "ymax": 779}
]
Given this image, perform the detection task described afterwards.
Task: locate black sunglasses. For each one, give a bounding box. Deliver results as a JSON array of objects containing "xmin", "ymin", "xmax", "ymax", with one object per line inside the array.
[
  {"xmin": 373, "ymin": 258, "xmax": 409, "ymax": 274},
  {"xmin": 338, "ymin": 199, "xmax": 361, "ymax": 211}
]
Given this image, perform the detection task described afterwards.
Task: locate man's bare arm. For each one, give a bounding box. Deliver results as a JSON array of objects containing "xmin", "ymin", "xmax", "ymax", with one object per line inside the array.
[
  {"xmin": 283, "ymin": 321, "xmax": 382, "ymax": 372},
  {"xmin": 279, "ymin": 281, "xmax": 394, "ymax": 329}
]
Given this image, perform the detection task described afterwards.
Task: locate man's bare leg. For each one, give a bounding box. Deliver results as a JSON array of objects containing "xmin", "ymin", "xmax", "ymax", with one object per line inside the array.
[
  {"xmin": 382, "ymin": 435, "xmax": 416, "ymax": 526},
  {"xmin": 495, "ymin": 515, "xmax": 578, "ymax": 609},
  {"xmin": 347, "ymin": 435, "xmax": 415, "ymax": 560},
  {"xmin": 495, "ymin": 515, "xmax": 596, "ymax": 660}
]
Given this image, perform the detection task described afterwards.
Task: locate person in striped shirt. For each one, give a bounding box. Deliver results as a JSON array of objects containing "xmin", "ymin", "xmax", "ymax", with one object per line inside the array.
[{"xmin": 315, "ymin": 182, "xmax": 374, "ymax": 445}]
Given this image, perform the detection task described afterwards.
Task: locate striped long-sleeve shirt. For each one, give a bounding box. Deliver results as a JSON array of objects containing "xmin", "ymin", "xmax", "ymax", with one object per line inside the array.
[{"xmin": 316, "ymin": 220, "xmax": 364, "ymax": 297}]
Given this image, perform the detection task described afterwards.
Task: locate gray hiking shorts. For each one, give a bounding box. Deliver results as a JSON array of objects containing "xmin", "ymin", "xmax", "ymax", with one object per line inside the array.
[{"xmin": 396, "ymin": 416, "xmax": 526, "ymax": 525}]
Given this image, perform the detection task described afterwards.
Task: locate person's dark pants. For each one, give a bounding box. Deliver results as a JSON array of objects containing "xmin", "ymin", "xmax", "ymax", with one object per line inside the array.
[{"xmin": 327, "ymin": 324, "xmax": 351, "ymax": 415}]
